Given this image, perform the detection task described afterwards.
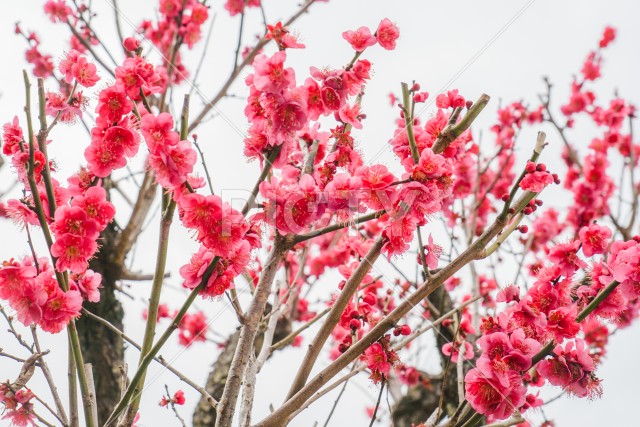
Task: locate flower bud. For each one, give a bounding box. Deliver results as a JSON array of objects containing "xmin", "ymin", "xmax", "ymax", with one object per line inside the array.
[
  {"xmin": 349, "ymin": 319, "xmax": 361, "ymax": 330},
  {"xmin": 123, "ymin": 37, "xmax": 141, "ymax": 52}
]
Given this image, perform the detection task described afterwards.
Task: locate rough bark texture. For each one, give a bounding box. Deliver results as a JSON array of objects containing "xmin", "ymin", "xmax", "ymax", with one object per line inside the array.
[
  {"xmin": 76, "ymin": 223, "xmax": 125, "ymax": 425},
  {"xmin": 193, "ymin": 311, "xmax": 292, "ymax": 427},
  {"xmin": 392, "ymin": 286, "xmax": 461, "ymax": 427},
  {"xmin": 193, "ymin": 331, "xmax": 241, "ymax": 427}
]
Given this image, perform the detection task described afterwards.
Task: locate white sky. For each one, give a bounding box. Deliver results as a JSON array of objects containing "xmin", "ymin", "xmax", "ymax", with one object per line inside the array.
[{"xmin": 1, "ymin": 1, "xmax": 640, "ymax": 426}]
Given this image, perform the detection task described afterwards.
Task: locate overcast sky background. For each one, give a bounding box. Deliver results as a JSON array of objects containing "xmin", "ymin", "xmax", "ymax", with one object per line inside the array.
[{"xmin": 1, "ymin": 1, "xmax": 640, "ymax": 426}]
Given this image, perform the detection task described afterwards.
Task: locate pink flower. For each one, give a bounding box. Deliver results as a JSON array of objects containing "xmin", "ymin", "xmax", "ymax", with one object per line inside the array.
[
  {"xmin": 72, "ymin": 56, "xmax": 100, "ymax": 87},
  {"xmin": 423, "ymin": 234, "xmax": 442, "ymax": 270},
  {"xmin": 51, "ymin": 206, "xmax": 99, "ymax": 240},
  {"xmin": 2, "ymin": 405, "xmax": 36, "ymax": 427},
  {"xmin": 436, "ymin": 90, "xmax": 465, "ymax": 109},
  {"xmin": 259, "ymin": 175, "xmax": 325, "ymax": 234},
  {"xmin": 519, "ymin": 169, "xmax": 554, "ymax": 193},
  {"xmin": 12, "ymin": 280, "xmax": 48, "ymax": 325},
  {"xmin": 0, "ymin": 257, "xmax": 38, "ymax": 302},
  {"xmin": 178, "ymin": 193, "xmax": 249, "ymax": 257},
  {"xmin": 342, "ymin": 26, "xmax": 377, "ymax": 52},
  {"xmin": 71, "ymin": 186, "xmax": 116, "ymax": 230},
  {"xmin": 442, "ymin": 339, "xmax": 473, "ymax": 363},
  {"xmin": 178, "ymin": 311, "xmax": 207, "ymax": 346},
  {"xmin": 173, "ymin": 390, "xmax": 186, "ymax": 405},
  {"xmin": 496, "ymin": 285, "xmax": 520, "ymax": 303},
  {"xmin": 191, "ymin": 3, "xmax": 209, "ymax": 25},
  {"xmin": 475, "ymin": 330, "xmax": 539, "ymax": 388},
  {"xmin": 50, "ymin": 234, "xmax": 97, "ymax": 273},
  {"xmin": 324, "ymin": 173, "xmax": 363, "ymax": 213},
  {"xmin": 581, "ymin": 51, "xmax": 601, "ymax": 81},
  {"xmin": 465, "ymin": 368, "xmax": 526, "ymax": 420},
  {"xmin": 67, "ymin": 168, "xmax": 95, "ymax": 197},
  {"xmin": 148, "ymin": 139, "xmax": 197, "ymax": 189},
  {"xmin": 578, "ymin": 223, "xmax": 611, "ymax": 256},
  {"xmin": 607, "ymin": 240, "xmax": 640, "ymax": 299},
  {"xmin": 179, "ymin": 242, "xmax": 250, "ymax": 298},
  {"xmin": 548, "ymin": 240, "xmax": 587, "ymax": 277},
  {"xmin": 40, "ymin": 288, "xmax": 83, "ymax": 334},
  {"xmin": 382, "ymin": 214, "xmax": 418, "ymax": 257},
  {"xmin": 103, "ymin": 124, "xmax": 139, "ymax": 158},
  {"xmin": 577, "ymin": 262, "xmax": 627, "ymax": 319},
  {"xmin": 45, "ymin": 91, "xmax": 86, "ymax": 123},
  {"xmin": 362, "ymin": 342, "xmax": 390, "ymax": 377},
  {"xmin": 599, "ymin": 26, "xmax": 616, "ymax": 48},
  {"xmin": 84, "ymin": 139, "xmax": 126, "ymax": 177},
  {"xmin": 59, "ymin": 50, "xmax": 81, "ymax": 83},
  {"xmin": 252, "ymin": 51, "xmax": 296, "ymax": 94},
  {"xmin": 224, "ymin": 0, "xmax": 260, "ymax": 16},
  {"xmin": 266, "ymin": 22, "xmax": 305, "ymax": 50},
  {"xmin": 537, "ymin": 340, "xmax": 600, "ymax": 398},
  {"xmin": 44, "ymin": 0, "xmax": 72, "ymax": 22},
  {"xmin": 375, "ymin": 18, "xmax": 400, "ymax": 50},
  {"xmin": 2, "ymin": 116, "xmax": 24, "ymax": 156},
  {"xmin": 546, "ymin": 306, "xmax": 581, "ymax": 341},
  {"xmin": 5, "ymin": 199, "xmax": 40, "ymax": 227},
  {"xmin": 355, "ymin": 164, "xmax": 397, "ymax": 210},
  {"xmin": 273, "ymin": 100, "xmax": 307, "ymax": 134},
  {"xmin": 408, "ymin": 148, "xmax": 452, "ymax": 183},
  {"xmin": 179, "ymin": 246, "xmax": 215, "ymax": 288},
  {"xmin": 123, "ymin": 37, "xmax": 141, "ymax": 52},
  {"xmin": 338, "ymin": 102, "xmax": 363, "ymax": 129},
  {"xmin": 115, "ymin": 56, "xmax": 162, "ymax": 99},
  {"xmin": 561, "ymin": 82, "xmax": 595, "ymax": 116},
  {"xmin": 96, "ymin": 85, "xmax": 133, "ymax": 122},
  {"xmin": 72, "ymin": 270, "xmax": 102, "ymax": 303},
  {"xmin": 141, "ymin": 112, "xmax": 177, "ymax": 154}
]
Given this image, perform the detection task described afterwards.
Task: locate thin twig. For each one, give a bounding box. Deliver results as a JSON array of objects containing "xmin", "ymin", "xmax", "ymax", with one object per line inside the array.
[
  {"xmin": 368, "ymin": 380, "xmax": 385, "ymax": 427},
  {"xmin": 31, "ymin": 327, "xmax": 69, "ymax": 426},
  {"xmin": 80, "ymin": 308, "xmax": 218, "ymax": 408}
]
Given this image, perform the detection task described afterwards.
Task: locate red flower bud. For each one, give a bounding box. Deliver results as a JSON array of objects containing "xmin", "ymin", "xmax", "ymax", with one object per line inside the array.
[
  {"xmin": 349, "ymin": 319, "xmax": 361, "ymax": 330},
  {"xmin": 362, "ymin": 293, "xmax": 377, "ymax": 306},
  {"xmin": 123, "ymin": 37, "xmax": 140, "ymax": 52}
]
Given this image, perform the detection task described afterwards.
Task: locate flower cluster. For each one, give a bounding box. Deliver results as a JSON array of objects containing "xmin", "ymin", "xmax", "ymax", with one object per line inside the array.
[
  {"xmin": 0, "ymin": 384, "xmax": 36, "ymax": 427},
  {"xmin": 141, "ymin": 0, "xmax": 211, "ymax": 83},
  {"xmin": 142, "ymin": 305, "xmax": 209, "ymax": 347},
  {"xmin": 141, "ymin": 112, "xmax": 196, "ymax": 190},
  {"xmin": 342, "ymin": 19, "xmax": 400, "ymax": 52},
  {"xmin": 178, "ymin": 311, "xmax": 208, "ymax": 347},
  {"xmin": 16, "ymin": 25, "xmax": 55, "ymax": 78},
  {"xmin": 463, "ymin": 232, "xmax": 640, "ymax": 421},
  {"xmin": 361, "ymin": 335, "xmax": 400, "ymax": 384},
  {"xmin": 224, "ymin": 0, "xmax": 261, "ymax": 17},
  {"xmin": 84, "ymin": 86, "xmax": 138, "ymax": 177},
  {"xmin": 0, "ymin": 257, "xmax": 83, "ymax": 333},
  {"xmin": 160, "ymin": 389, "xmax": 186, "ymax": 407}
]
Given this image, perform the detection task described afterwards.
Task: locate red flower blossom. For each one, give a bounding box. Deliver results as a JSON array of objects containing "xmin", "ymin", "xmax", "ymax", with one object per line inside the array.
[
  {"xmin": 342, "ymin": 26, "xmax": 377, "ymax": 52},
  {"xmin": 519, "ymin": 166, "xmax": 554, "ymax": 193},
  {"xmin": 375, "ymin": 18, "xmax": 400, "ymax": 50},
  {"xmin": 465, "ymin": 368, "xmax": 526, "ymax": 420},
  {"xmin": 578, "ymin": 223, "xmax": 611, "ymax": 257},
  {"xmin": 252, "ymin": 51, "xmax": 296, "ymax": 94}
]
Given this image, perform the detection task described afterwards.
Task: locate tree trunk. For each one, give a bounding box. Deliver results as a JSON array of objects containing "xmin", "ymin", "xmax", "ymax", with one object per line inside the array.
[
  {"xmin": 392, "ymin": 286, "xmax": 463, "ymax": 426},
  {"xmin": 193, "ymin": 331, "xmax": 241, "ymax": 426},
  {"xmin": 76, "ymin": 223, "xmax": 125, "ymax": 425},
  {"xmin": 193, "ymin": 310, "xmax": 292, "ymax": 426}
]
